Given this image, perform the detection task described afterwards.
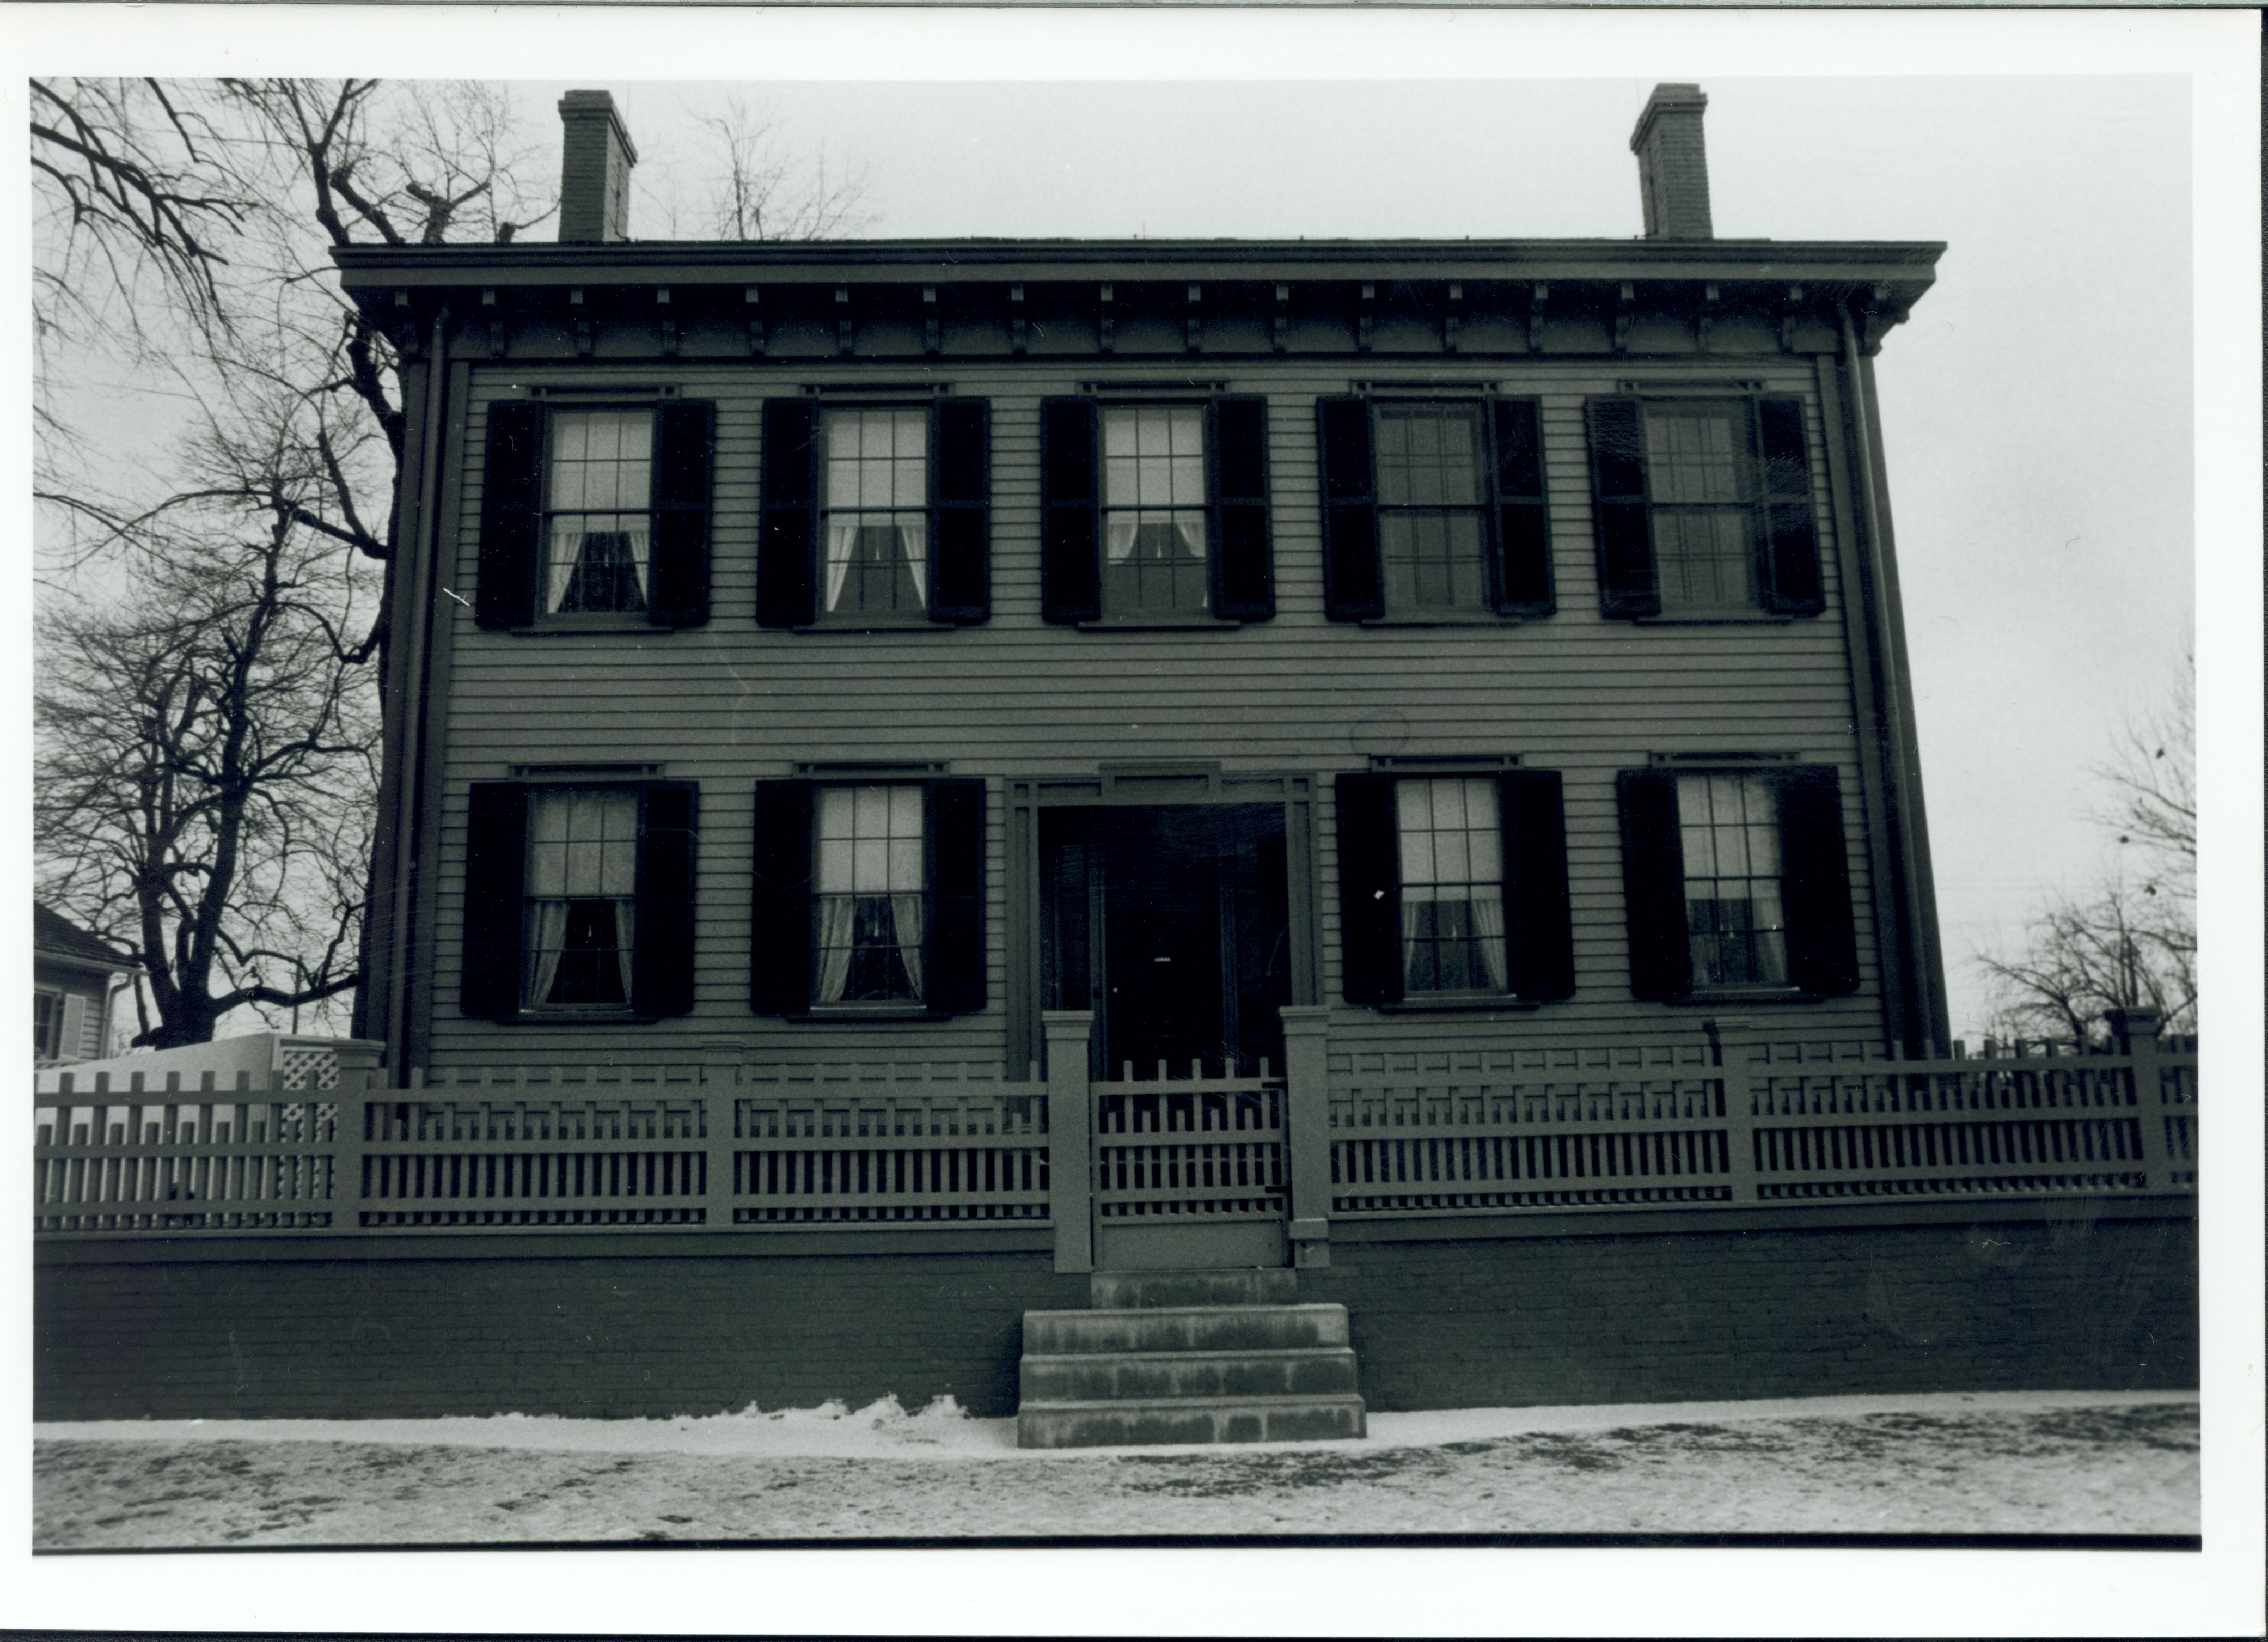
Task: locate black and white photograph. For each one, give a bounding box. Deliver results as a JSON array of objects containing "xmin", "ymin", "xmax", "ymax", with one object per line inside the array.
[{"xmin": 14, "ymin": 4, "xmax": 2261, "ymax": 1634}]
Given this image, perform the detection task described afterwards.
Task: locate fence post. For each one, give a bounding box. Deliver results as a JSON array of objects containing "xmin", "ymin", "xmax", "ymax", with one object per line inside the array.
[
  {"xmin": 1710, "ymin": 1020, "xmax": 1760, "ymax": 1205},
  {"xmin": 1279, "ymin": 1005, "xmax": 1334, "ymax": 1267},
  {"xmin": 329, "ymin": 1039, "xmax": 384, "ymax": 1236},
  {"xmin": 701, "ymin": 1043, "xmax": 743, "ymax": 1231},
  {"xmin": 1043, "ymin": 1011, "xmax": 1094, "ymax": 1274},
  {"xmin": 2107, "ymin": 1007, "xmax": 2169, "ymax": 1192}
]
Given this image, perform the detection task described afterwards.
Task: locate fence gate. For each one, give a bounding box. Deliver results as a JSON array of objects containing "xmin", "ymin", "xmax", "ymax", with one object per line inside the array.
[{"xmin": 1090, "ymin": 1063, "xmax": 1288, "ymax": 1270}]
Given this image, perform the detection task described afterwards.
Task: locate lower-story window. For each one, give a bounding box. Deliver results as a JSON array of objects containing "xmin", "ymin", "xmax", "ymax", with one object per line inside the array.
[
  {"xmin": 814, "ymin": 785, "xmax": 926, "ymax": 1004},
  {"xmin": 523, "ymin": 788, "xmax": 641, "ymax": 1008},
  {"xmin": 1676, "ymin": 771, "xmax": 1789, "ymax": 988},
  {"xmin": 1396, "ymin": 777, "xmax": 1509, "ymax": 993}
]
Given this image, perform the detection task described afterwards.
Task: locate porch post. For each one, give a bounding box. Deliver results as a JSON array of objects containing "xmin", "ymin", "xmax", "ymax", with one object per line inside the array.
[
  {"xmin": 1279, "ymin": 1004, "xmax": 1332, "ymax": 1268},
  {"xmin": 2107, "ymin": 1007, "xmax": 2169, "ymax": 1193},
  {"xmin": 1043, "ymin": 1010, "xmax": 1095, "ymax": 1274},
  {"xmin": 328, "ymin": 1038, "xmax": 386, "ymax": 1237}
]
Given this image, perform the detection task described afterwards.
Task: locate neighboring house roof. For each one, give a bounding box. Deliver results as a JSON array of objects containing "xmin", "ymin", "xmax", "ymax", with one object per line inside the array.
[{"xmin": 33, "ymin": 903, "xmax": 138, "ymax": 975}]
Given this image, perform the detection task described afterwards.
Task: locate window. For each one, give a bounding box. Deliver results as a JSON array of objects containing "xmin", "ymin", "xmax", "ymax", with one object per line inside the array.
[
  {"xmin": 822, "ymin": 408, "xmax": 929, "ymax": 618},
  {"xmin": 474, "ymin": 400, "xmax": 716, "ymax": 631},
  {"xmin": 749, "ymin": 778, "xmax": 988, "ymax": 1017},
  {"xmin": 1334, "ymin": 769, "xmax": 1574, "ymax": 1008},
  {"xmin": 1675, "ymin": 772, "xmax": 1787, "ymax": 987},
  {"xmin": 459, "ymin": 780, "xmax": 699, "ymax": 1021},
  {"xmin": 1395, "ymin": 777, "xmax": 1508, "ymax": 992},
  {"xmin": 759, "ymin": 399, "xmax": 992, "ymax": 627},
  {"xmin": 34, "ymin": 989, "xmax": 60, "ymax": 1059},
  {"xmin": 1585, "ymin": 395, "xmax": 1824, "ymax": 620},
  {"xmin": 1039, "ymin": 397, "xmax": 1274, "ymax": 624},
  {"xmin": 1376, "ymin": 405, "xmax": 1490, "ymax": 613},
  {"xmin": 543, "ymin": 410, "xmax": 652, "ymax": 615},
  {"xmin": 522, "ymin": 788, "xmax": 641, "ymax": 1008},
  {"xmin": 1317, "ymin": 395, "xmax": 1552, "ymax": 621},
  {"xmin": 812, "ymin": 785, "xmax": 926, "ymax": 1004},
  {"xmin": 1102, "ymin": 405, "xmax": 1210, "ymax": 617},
  {"xmin": 1616, "ymin": 765, "xmax": 1858, "ymax": 1002}
]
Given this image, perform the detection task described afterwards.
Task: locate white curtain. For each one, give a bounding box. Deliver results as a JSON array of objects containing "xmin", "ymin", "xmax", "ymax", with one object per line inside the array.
[
  {"xmin": 1105, "ymin": 517, "xmax": 1203, "ymax": 564},
  {"xmin": 890, "ymin": 893, "xmax": 925, "ymax": 997},
  {"xmin": 824, "ymin": 521, "xmax": 927, "ymax": 612},
  {"xmin": 1399, "ymin": 891, "xmax": 1428, "ymax": 990},
  {"xmin": 611, "ymin": 899, "xmax": 636, "ymax": 1000},
  {"xmin": 546, "ymin": 527, "xmax": 651, "ymax": 613},
  {"xmin": 1470, "ymin": 889, "xmax": 1509, "ymax": 992},
  {"xmin": 525, "ymin": 900, "xmax": 570, "ymax": 1005},
  {"xmin": 815, "ymin": 895, "xmax": 857, "ymax": 1003}
]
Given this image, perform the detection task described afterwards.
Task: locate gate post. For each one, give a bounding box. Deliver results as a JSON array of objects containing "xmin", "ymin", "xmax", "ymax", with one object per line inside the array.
[
  {"xmin": 329, "ymin": 1038, "xmax": 385, "ymax": 1237},
  {"xmin": 1279, "ymin": 1005, "xmax": 1332, "ymax": 1268},
  {"xmin": 1043, "ymin": 1010, "xmax": 1095, "ymax": 1274}
]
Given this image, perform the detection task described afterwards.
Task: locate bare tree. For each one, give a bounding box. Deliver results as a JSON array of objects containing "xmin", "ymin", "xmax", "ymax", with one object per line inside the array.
[
  {"xmin": 1974, "ymin": 660, "xmax": 2198, "ymax": 1045},
  {"xmin": 684, "ymin": 94, "xmax": 871, "ymax": 241},
  {"xmin": 35, "ymin": 394, "xmax": 380, "ymax": 1047}
]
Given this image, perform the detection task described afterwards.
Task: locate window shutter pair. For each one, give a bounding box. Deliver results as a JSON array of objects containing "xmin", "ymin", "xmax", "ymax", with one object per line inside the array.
[
  {"xmin": 1616, "ymin": 766, "xmax": 1859, "ymax": 999},
  {"xmin": 749, "ymin": 778, "xmax": 988, "ymax": 1015},
  {"xmin": 475, "ymin": 401, "xmax": 716, "ymax": 630},
  {"xmin": 1583, "ymin": 396, "xmax": 1825, "ymax": 619},
  {"xmin": 1334, "ymin": 770, "xmax": 1575, "ymax": 1007},
  {"xmin": 758, "ymin": 399, "xmax": 992, "ymax": 627},
  {"xmin": 1038, "ymin": 397, "xmax": 1275, "ymax": 624},
  {"xmin": 1316, "ymin": 396, "xmax": 1555, "ymax": 621},
  {"xmin": 459, "ymin": 781, "xmax": 700, "ymax": 1018}
]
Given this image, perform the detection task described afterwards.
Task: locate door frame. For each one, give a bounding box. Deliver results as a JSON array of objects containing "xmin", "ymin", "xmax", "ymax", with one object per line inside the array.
[{"xmin": 1006, "ymin": 764, "xmax": 1319, "ymax": 1083}]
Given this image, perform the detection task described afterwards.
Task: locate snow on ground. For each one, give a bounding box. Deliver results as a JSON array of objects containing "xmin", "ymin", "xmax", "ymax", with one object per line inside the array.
[{"xmin": 34, "ymin": 1390, "xmax": 2198, "ymax": 1547}]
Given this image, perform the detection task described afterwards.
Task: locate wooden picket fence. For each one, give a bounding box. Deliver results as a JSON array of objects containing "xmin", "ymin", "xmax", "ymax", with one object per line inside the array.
[{"xmin": 33, "ymin": 1017, "xmax": 2197, "ymax": 1247}]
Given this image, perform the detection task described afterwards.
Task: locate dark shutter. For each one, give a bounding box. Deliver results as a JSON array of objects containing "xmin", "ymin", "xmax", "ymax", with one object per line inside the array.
[
  {"xmin": 461, "ymin": 782, "xmax": 529, "ymax": 1017},
  {"xmin": 1487, "ymin": 397, "xmax": 1555, "ymax": 617},
  {"xmin": 925, "ymin": 778, "xmax": 987, "ymax": 1014},
  {"xmin": 1586, "ymin": 398, "xmax": 1661, "ymax": 619},
  {"xmin": 648, "ymin": 401, "xmax": 714, "ymax": 628},
  {"xmin": 475, "ymin": 402, "xmax": 543, "ymax": 630},
  {"xmin": 931, "ymin": 398, "xmax": 991, "ymax": 624},
  {"xmin": 1040, "ymin": 398, "xmax": 1099, "ymax": 624},
  {"xmin": 749, "ymin": 780, "xmax": 815, "ymax": 1013},
  {"xmin": 1210, "ymin": 396, "xmax": 1275, "ymax": 621},
  {"xmin": 757, "ymin": 399, "xmax": 818, "ymax": 628},
  {"xmin": 1756, "ymin": 398, "xmax": 1826, "ymax": 616},
  {"xmin": 1778, "ymin": 765, "xmax": 1860, "ymax": 995},
  {"xmin": 1317, "ymin": 396, "xmax": 1383, "ymax": 621},
  {"xmin": 1500, "ymin": 770, "xmax": 1574, "ymax": 1000},
  {"xmin": 1335, "ymin": 773, "xmax": 1403, "ymax": 1006},
  {"xmin": 631, "ymin": 781, "xmax": 698, "ymax": 1016},
  {"xmin": 1617, "ymin": 770, "xmax": 1690, "ymax": 1000}
]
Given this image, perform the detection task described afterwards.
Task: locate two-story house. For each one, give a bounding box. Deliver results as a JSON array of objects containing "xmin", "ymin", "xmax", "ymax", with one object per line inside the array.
[{"xmin": 36, "ymin": 86, "xmax": 2196, "ymax": 1437}]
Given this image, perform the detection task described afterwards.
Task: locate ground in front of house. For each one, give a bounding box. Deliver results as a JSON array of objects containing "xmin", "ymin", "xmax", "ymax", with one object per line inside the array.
[{"xmin": 34, "ymin": 1389, "xmax": 2197, "ymax": 1548}]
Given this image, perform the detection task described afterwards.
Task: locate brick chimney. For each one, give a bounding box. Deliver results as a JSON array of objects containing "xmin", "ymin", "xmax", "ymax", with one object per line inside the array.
[
  {"xmin": 1629, "ymin": 83, "xmax": 1713, "ymax": 240},
  {"xmin": 558, "ymin": 90, "xmax": 638, "ymax": 243}
]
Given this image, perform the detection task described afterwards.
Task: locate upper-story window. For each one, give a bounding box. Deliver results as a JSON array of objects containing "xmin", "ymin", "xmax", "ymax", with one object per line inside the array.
[
  {"xmin": 822, "ymin": 408, "xmax": 930, "ymax": 618},
  {"xmin": 1102, "ymin": 405, "xmax": 1211, "ymax": 618},
  {"xmin": 1317, "ymin": 395, "xmax": 1553, "ymax": 622},
  {"xmin": 545, "ymin": 411, "xmax": 653, "ymax": 615},
  {"xmin": 1040, "ymin": 396, "xmax": 1275, "ymax": 625},
  {"xmin": 473, "ymin": 400, "xmax": 716, "ymax": 632},
  {"xmin": 1585, "ymin": 395, "xmax": 1825, "ymax": 621},
  {"xmin": 759, "ymin": 399, "xmax": 993, "ymax": 628}
]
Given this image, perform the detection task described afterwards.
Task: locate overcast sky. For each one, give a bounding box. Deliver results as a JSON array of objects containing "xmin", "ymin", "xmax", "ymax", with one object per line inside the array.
[{"xmin": 7, "ymin": 8, "xmax": 2260, "ymax": 1637}]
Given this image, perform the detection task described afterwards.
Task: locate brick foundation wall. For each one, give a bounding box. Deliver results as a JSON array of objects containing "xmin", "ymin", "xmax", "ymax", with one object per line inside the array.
[
  {"xmin": 36, "ymin": 1246, "xmax": 1086, "ymax": 1421},
  {"xmin": 36, "ymin": 1211, "xmax": 2195, "ymax": 1422},
  {"xmin": 1309, "ymin": 1212, "xmax": 2198, "ymax": 1411}
]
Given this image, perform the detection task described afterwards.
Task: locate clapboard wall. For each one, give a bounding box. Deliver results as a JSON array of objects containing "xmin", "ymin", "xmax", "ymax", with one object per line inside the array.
[{"xmin": 409, "ymin": 350, "xmax": 1891, "ymax": 1071}]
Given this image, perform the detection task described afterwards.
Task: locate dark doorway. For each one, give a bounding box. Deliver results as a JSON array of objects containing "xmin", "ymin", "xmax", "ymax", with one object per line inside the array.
[{"xmin": 1041, "ymin": 804, "xmax": 1291, "ymax": 1079}]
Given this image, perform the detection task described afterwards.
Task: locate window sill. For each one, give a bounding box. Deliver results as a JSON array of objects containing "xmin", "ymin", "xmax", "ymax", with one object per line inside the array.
[
  {"xmin": 797, "ymin": 616, "xmax": 953, "ymax": 633},
  {"xmin": 1374, "ymin": 995, "xmax": 1541, "ymax": 1014},
  {"xmin": 1076, "ymin": 616, "xmax": 1244, "ymax": 632},
  {"xmin": 1665, "ymin": 989, "xmax": 1823, "ymax": 1006},
  {"xmin": 1359, "ymin": 612, "xmax": 1518, "ymax": 628},
  {"xmin": 502, "ymin": 1010, "xmax": 657, "ymax": 1024},
  {"xmin": 787, "ymin": 1007, "xmax": 943, "ymax": 1023},
  {"xmin": 1630, "ymin": 611, "xmax": 1796, "ymax": 626},
  {"xmin": 510, "ymin": 616, "xmax": 664, "ymax": 635}
]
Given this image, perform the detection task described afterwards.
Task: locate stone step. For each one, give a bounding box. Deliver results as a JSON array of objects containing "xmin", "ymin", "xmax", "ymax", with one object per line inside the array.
[
  {"xmin": 1017, "ymin": 1393, "xmax": 1368, "ymax": 1449},
  {"xmin": 1089, "ymin": 1267, "xmax": 1299, "ymax": 1309},
  {"xmin": 1020, "ymin": 1346, "xmax": 1359, "ymax": 1402},
  {"xmin": 1023, "ymin": 1302, "xmax": 1350, "ymax": 1356}
]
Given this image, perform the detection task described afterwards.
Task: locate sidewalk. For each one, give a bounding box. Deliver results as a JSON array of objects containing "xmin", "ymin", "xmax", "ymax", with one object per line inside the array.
[{"xmin": 35, "ymin": 1388, "xmax": 2198, "ymax": 1548}]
